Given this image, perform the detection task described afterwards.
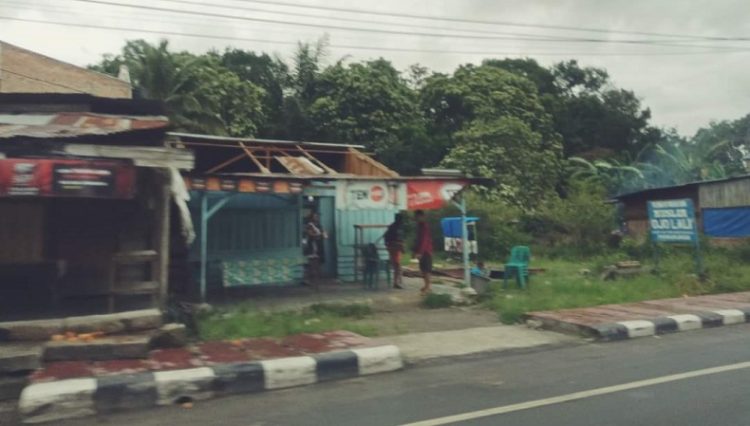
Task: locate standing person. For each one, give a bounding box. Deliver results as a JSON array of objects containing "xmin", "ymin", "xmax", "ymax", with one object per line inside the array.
[
  {"xmin": 412, "ymin": 210, "xmax": 433, "ymax": 294},
  {"xmin": 303, "ymin": 212, "xmax": 327, "ymax": 285},
  {"xmin": 383, "ymin": 213, "xmax": 405, "ymax": 289}
]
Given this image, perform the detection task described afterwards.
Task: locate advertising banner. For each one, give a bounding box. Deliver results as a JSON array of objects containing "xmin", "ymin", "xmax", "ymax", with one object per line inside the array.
[
  {"xmin": 406, "ymin": 180, "xmax": 467, "ymax": 210},
  {"xmin": 0, "ymin": 158, "xmax": 135, "ymax": 198},
  {"xmin": 336, "ymin": 181, "xmax": 406, "ymax": 210}
]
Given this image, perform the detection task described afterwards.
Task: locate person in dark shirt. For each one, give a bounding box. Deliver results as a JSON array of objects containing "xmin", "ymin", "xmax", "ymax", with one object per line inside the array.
[
  {"xmin": 383, "ymin": 213, "xmax": 405, "ymax": 289},
  {"xmin": 412, "ymin": 210, "xmax": 433, "ymax": 294}
]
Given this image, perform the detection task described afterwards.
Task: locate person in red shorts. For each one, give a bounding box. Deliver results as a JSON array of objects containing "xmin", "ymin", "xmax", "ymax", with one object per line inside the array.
[
  {"xmin": 383, "ymin": 213, "xmax": 405, "ymax": 289},
  {"xmin": 412, "ymin": 210, "xmax": 433, "ymax": 294}
]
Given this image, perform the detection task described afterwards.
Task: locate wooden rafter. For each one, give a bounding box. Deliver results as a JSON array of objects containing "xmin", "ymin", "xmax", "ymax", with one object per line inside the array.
[
  {"xmin": 238, "ymin": 141, "xmax": 271, "ymax": 174},
  {"xmin": 205, "ymin": 152, "xmax": 247, "ymax": 174},
  {"xmin": 295, "ymin": 144, "xmax": 337, "ymax": 175}
]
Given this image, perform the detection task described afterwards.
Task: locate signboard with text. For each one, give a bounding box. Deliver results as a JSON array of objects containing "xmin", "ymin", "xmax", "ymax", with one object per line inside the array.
[
  {"xmin": 336, "ymin": 181, "xmax": 406, "ymax": 210},
  {"xmin": 0, "ymin": 158, "xmax": 135, "ymax": 199},
  {"xmin": 647, "ymin": 199, "xmax": 698, "ymax": 243},
  {"xmin": 406, "ymin": 180, "xmax": 467, "ymax": 210}
]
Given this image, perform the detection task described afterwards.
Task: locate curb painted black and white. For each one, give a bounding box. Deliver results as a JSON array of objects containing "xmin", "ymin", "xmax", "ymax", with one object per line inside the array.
[
  {"xmin": 594, "ymin": 308, "xmax": 750, "ymax": 341},
  {"xmin": 18, "ymin": 345, "xmax": 402, "ymax": 424}
]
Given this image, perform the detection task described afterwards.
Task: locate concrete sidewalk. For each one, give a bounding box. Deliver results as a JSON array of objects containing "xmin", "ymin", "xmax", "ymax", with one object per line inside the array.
[
  {"xmin": 526, "ymin": 292, "xmax": 750, "ymax": 341},
  {"xmin": 374, "ymin": 325, "xmax": 578, "ymax": 363}
]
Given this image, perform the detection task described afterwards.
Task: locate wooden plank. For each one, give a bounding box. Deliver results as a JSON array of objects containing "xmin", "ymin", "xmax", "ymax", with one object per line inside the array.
[
  {"xmin": 345, "ymin": 148, "xmax": 399, "ymax": 177},
  {"xmin": 64, "ymin": 144, "xmax": 194, "ymax": 169},
  {"xmin": 111, "ymin": 281, "xmax": 159, "ymax": 295},
  {"xmin": 113, "ymin": 250, "xmax": 159, "ymax": 263},
  {"xmin": 295, "ymin": 144, "xmax": 338, "ymax": 174}
]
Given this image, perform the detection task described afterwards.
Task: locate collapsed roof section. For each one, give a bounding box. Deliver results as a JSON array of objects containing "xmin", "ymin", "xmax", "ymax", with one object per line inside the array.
[{"xmin": 167, "ymin": 132, "xmax": 399, "ymax": 178}]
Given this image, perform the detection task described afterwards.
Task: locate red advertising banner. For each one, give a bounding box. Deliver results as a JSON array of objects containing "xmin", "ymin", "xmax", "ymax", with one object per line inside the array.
[
  {"xmin": 406, "ymin": 180, "xmax": 467, "ymax": 210},
  {"xmin": 0, "ymin": 159, "xmax": 136, "ymax": 199}
]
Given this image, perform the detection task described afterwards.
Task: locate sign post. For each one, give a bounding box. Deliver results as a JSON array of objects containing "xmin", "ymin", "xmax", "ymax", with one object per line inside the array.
[{"xmin": 647, "ymin": 199, "xmax": 703, "ymax": 275}]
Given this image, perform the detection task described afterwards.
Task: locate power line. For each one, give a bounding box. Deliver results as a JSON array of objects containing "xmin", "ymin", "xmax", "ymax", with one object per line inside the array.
[
  {"xmin": 65, "ymin": 0, "xmax": 750, "ymax": 47},
  {"xmin": 13, "ymin": 1, "xmax": 741, "ymax": 51},
  {"xmin": 0, "ymin": 67, "xmax": 87, "ymax": 93},
  {"xmin": 235, "ymin": 0, "xmax": 748, "ymax": 42},
  {"xmin": 3, "ymin": 16, "xmax": 749, "ymax": 57},
  {"xmin": 148, "ymin": 0, "xmax": 575, "ymax": 41}
]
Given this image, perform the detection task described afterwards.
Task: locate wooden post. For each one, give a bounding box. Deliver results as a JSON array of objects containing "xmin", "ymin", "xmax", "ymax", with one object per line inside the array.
[{"xmin": 154, "ymin": 169, "xmax": 171, "ymax": 310}]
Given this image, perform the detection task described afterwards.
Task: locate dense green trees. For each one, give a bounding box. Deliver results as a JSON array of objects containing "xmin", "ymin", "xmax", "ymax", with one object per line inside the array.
[{"xmin": 91, "ymin": 39, "xmax": 748, "ymax": 209}]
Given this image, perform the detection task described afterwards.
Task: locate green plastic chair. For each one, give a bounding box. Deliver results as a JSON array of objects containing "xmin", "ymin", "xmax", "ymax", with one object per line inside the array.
[{"xmin": 504, "ymin": 246, "xmax": 531, "ymax": 289}]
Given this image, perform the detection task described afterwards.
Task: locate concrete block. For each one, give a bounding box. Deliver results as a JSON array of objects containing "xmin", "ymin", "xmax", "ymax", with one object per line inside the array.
[
  {"xmin": 63, "ymin": 314, "xmax": 126, "ymax": 335},
  {"xmin": 114, "ymin": 309, "xmax": 163, "ymax": 332},
  {"xmin": 150, "ymin": 323, "xmax": 188, "ymax": 349},
  {"xmin": 0, "ymin": 343, "xmax": 42, "ymax": 373},
  {"xmin": 667, "ymin": 314, "xmax": 703, "ymax": 331},
  {"xmin": 261, "ymin": 356, "xmax": 316, "ymax": 389},
  {"xmin": 352, "ymin": 345, "xmax": 403, "ymax": 375},
  {"xmin": 212, "ymin": 362, "xmax": 265, "ymax": 395},
  {"xmin": 712, "ymin": 309, "xmax": 746, "ymax": 325},
  {"xmin": 0, "ymin": 375, "xmax": 28, "ymax": 401},
  {"xmin": 19, "ymin": 378, "xmax": 96, "ymax": 424},
  {"xmin": 617, "ymin": 320, "xmax": 656, "ymax": 338},
  {"xmin": 44, "ymin": 336, "xmax": 150, "ymax": 362},
  {"xmin": 94, "ymin": 372, "xmax": 157, "ymax": 414},
  {"xmin": 315, "ymin": 351, "xmax": 359, "ymax": 382},
  {"xmin": 0, "ymin": 319, "xmax": 63, "ymax": 341},
  {"xmin": 153, "ymin": 367, "xmax": 215, "ymax": 405}
]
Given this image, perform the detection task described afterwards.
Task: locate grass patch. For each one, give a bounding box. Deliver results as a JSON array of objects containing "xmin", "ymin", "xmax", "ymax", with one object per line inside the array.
[
  {"xmin": 421, "ymin": 293, "xmax": 454, "ymax": 309},
  {"xmin": 488, "ymin": 251, "xmax": 750, "ymax": 324},
  {"xmin": 197, "ymin": 302, "xmax": 377, "ymax": 341}
]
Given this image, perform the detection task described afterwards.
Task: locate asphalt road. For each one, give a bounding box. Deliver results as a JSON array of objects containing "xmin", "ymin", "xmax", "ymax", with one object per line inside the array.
[{"xmin": 55, "ymin": 324, "xmax": 750, "ymax": 426}]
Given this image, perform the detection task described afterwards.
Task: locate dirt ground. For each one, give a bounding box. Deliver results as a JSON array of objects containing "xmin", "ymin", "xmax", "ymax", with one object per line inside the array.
[{"xmin": 223, "ymin": 276, "xmax": 501, "ymax": 337}]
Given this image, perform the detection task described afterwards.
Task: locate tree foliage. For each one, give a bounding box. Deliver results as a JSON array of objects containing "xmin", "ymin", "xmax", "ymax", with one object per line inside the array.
[{"xmin": 90, "ymin": 39, "xmax": 746, "ymax": 207}]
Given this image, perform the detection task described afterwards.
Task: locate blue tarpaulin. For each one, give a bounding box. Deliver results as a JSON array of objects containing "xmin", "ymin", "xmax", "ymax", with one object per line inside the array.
[
  {"xmin": 703, "ymin": 207, "xmax": 750, "ymax": 237},
  {"xmin": 440, "ymin": 217, "xmax": 479, "ymax": 238}
]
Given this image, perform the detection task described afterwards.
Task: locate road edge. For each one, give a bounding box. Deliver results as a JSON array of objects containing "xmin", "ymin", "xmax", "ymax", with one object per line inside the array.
[{"xmin": 17, "ymin": 345, "xmax": 403, "ymax": 424}]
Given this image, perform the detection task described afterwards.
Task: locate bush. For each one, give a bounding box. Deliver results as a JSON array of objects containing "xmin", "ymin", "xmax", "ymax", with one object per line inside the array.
[
  {"xmin": 526, "ymin": 182, "xmax": 616, "ymax": 257},
  {"xmin": 421, "ymin": 293, "xmax": 454, "ymax": 309}
]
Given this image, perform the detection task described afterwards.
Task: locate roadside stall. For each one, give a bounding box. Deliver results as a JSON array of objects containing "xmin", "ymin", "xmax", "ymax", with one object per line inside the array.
[
  {"xmin": 169, "ymin": 133, "xmax": 484, "ymax": 301},
  {"xmin": 0, "ymin": 94, "xmax": 193, "ymax": 320}
]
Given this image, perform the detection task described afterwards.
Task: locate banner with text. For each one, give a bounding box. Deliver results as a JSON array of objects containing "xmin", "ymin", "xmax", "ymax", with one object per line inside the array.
[
  {"xmin": 406, "ymin": 180, "xmax": 467, "ymax": 210},
  {"xmin": 0, "ymin": 158, "xmax": 135, "ymax": 199},
  {"xmin": 647, "ymin": 199, "xmax": 698, "ymax": 243},
  {"xmin": 336, "ymin": 181, "xmax": 406, "ymax": 210}
]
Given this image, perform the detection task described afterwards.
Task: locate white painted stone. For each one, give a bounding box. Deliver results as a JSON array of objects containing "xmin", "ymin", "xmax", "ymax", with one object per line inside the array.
[
  {"xmin": 153, "ymin": 367, "xmax": 215, "ymax": 405},
  {"xmin": 668, "ymin": 314, "xmax": 703, "ymax": 331},
  {"xmin": 19, "ymin": 378, "xmax": 96, "ymax": 424},
  {"xmin": 261, "ymin": 356, "xmax": 316, "ymax": 390},
  {"xmin": 712, "ymin": 309, "xmax": 746, "ymax": 325},
  {"xmin": 352, "ymin": 345, "xmax": 403, "ymax": 375},
  {"xmin": 617, "ymin": 320, "xmax": 656, "ymax": 338}
]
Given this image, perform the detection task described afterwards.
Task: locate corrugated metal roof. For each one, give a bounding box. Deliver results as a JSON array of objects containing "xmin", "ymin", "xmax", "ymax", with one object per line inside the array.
[
  {"xmin": 612, "ymin": 174, "xmax": 750, "ymax": 200},
  {"xmin": 0, "ymin": 112, "xmax": 169, "ymax": 139}
]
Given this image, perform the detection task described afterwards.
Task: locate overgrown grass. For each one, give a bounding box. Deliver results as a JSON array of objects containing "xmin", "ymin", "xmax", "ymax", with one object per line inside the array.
[
  {"xmin": 197, "ymin": 302, "xmax": 377, "ymax": 341},
  {"xmin": 488, "ymin": 250, "xmax": 750, "ymax": 324},
  {"xmin": 421, "ymin": 293, "xmax": 454, "ymax": 309}
]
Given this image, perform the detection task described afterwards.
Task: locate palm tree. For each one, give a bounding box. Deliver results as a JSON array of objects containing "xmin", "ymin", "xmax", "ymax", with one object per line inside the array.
[
  {"xmin": 124, "ymin": 40, "xmax": 224, "ymax": 134},
  {"xmin": 567, "ymin": 156, "xmax": 647, "ymax": 194}
]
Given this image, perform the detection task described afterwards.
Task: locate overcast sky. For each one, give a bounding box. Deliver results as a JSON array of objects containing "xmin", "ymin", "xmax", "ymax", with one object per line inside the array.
[{"xmin": 1, "ymin": 0, "xmax": 749, "ymax": 136}]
